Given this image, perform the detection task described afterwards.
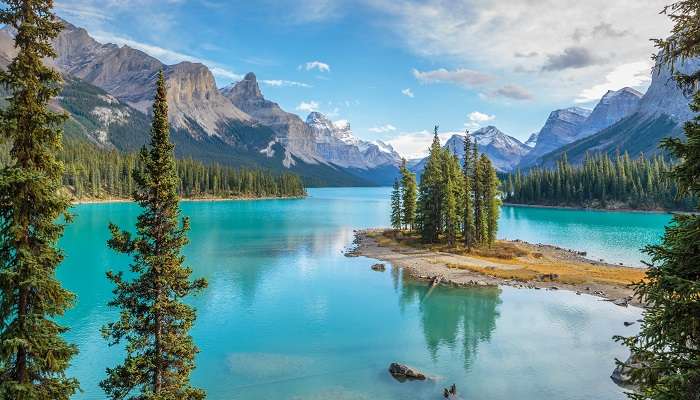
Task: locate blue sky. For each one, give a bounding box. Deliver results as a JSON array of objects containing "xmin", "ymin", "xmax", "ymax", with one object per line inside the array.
[{"xmin": 56, "ymin": 0, "xmax": 673, "ymax": 159}]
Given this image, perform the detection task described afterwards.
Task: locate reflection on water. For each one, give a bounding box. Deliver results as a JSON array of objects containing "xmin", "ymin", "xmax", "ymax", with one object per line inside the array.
[
  {"xmin": 59, "ymin": 188, "xmax": 652, "ymax": 399},
  {"xmin": 400, "ymin": 276, "xmax": 501, "ymax": 369}
]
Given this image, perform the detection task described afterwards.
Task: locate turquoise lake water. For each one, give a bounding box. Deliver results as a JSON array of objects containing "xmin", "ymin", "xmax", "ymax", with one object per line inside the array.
[{"xmin": 58, "ymin": 187, "xmax": 668, "ymax": 399}]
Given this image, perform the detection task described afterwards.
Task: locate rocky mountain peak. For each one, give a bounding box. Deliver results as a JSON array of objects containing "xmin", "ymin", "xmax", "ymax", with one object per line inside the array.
[
  {"xmin": 222, "ymin": 72, "xmax": 263, "ymax": 101},
  {"xmin": 525, "ymin": 132, "xmax": 538, "ymax": 148},
  {"xmin": 576, "ymin": 86, "xmax": 642, "ymax": 139}
]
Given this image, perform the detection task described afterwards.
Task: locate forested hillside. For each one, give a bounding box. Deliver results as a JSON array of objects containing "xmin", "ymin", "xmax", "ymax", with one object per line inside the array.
[
  {"xmin": 0, "ymin": 139, "xmax": 306, "ymax": 200},
  {"xmin": 503, "ymin": 153, "xmax": 695, "ymax": 211}
]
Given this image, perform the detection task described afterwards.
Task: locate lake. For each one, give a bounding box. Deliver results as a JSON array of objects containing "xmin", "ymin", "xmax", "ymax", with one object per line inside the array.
[{"xmin": 59, "ymin": 187, "xmax": 666, "ymax": 399}]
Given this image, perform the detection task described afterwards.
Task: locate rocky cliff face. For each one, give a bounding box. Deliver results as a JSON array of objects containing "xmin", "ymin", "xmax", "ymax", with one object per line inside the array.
[
  {"xmin": 576, "ymin": 87, "xmax": 642, "ymax": 139},
  {"xmin": 638, "ymin": 56, "xmax": 700, "ymax": 122},
  {"xmin": 413, "ymin": 126, "xmax": 529, "ymax": 173},
  {"xmin": 221, "ymin": 73, "xmax": 317, "ymax": 165},
  {"xmin": 222, "ymin": 73, "xmax": 401, "ymax": 170},
  {"xmin": 14, "ymin": 19, "xmax": 254, "ymax": 142},
  {"xmin": 536, "ymin": 56, "xmax": 699, "ymax": 167},
  {"xmin": 519, "ymin": 106, "xmax": 591, "ymax": 167}
]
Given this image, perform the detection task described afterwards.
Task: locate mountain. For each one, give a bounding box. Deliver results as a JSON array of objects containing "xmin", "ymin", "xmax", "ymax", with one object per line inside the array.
[
  {"xmin": 538, "ymin": 56, "xmax": 699, "ymax": 167},
  {"xmin": 220, "ymin": 72, "xmax": 317, "ymax": 166},
  {"xmin": 575, "ymin": 87, "xmax": 643, "ymax": 139},
  {"xmin": 0, "ymin": 18, "xmax": 396, "ymax": 186},
  {"xmin": 524, "ymin": 132, "xmax": 538, "ymax": 148},
  {"xmin": 412, "ymin": 126, "xmax": 530, "ymax": 175},
  {"xmin": 519, "ymin": 107, "xmax": 591, "ymax": 167},
  {"xmin": 222, "ymin": 73, "xmax": 401, "ymax": 183}
]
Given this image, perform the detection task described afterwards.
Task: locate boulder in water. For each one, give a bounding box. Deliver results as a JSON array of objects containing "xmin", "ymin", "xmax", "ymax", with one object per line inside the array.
[
  {"xmin": 389, "ymin": 362, "xmax": 426, "ymax": 381},
  {"xmin": 371, "ymin": 263, "xmax": 386, "ymax": 271}
]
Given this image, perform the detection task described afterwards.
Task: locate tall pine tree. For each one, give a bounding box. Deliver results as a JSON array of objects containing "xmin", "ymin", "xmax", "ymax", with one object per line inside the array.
[
  {"xmin": 0, "ymin": 3, "xmax": 79, "ymax": 398},
  {"xmin": 391, "ymin": 178, "xmax": 402, "ymax": 230},
  {"xmin": 418, "ymin": 126, "xmax": 443, "ymax": 243},
  {"xmin": 400, "ymin": 158, "xmax": 417, "ymax": 230},
  {"xmin": 472, "ymin": 142, "xmax": 484, "ymax": 245},
  {"xmin": 482, "ymin": 156, "xmax": 500, "ymax": 247},
  {"xmin": 617, "ymin": 2, "xmax": 700, "ymax": 398},
  {"xmin": 101, "ymin": 71, "xmax": 208, "ymax": 400},
  {"xmin": 462, "ymin": 133, "xmax": 474, "ymax": 248}
]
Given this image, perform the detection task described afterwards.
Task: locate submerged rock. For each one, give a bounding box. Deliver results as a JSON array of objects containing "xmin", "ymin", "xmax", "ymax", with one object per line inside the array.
[
  {"xmin": 371, "ymin": 263, "xmax": 386, "ymax": 271},
  {"xmin": 389, "ymin": 362, "xmax": 426, "ymax": 381}
]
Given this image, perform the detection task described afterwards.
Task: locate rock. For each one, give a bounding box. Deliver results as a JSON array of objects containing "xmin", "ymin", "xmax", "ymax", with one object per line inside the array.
[
  {"xmin": 611, "ymin": 354, "xmax": 643, "ymax": 389},
  {"xmin": 371, "ymin": 263, "xmax": 386, "ymax": 271},
  {"xmin": 443, "ymin": 384, "xmax": 457, "ymax": 398},
  {"xmin": 430, "ymin": 275, "xmax": 443, "ymax": 287},
  {"xmin": 613, "ymin": 297, "xmax": 632, "ymax": 307},
  {"xmin": 389, "ymin": 362, "xmax": 426, "ymax": 381},
  {"xmin": 624, "ymin": 321, "xmax": 635, "ymax": 327}
]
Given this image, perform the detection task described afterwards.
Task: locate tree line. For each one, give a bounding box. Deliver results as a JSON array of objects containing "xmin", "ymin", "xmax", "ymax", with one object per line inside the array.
[
  {"xmin": 0, "ymin": 137, "xmax": 306, "ymax": 200},
  {"xmin": 503, "ymin": 152, "xmax": 696, "ymax": 211},
  {"xmin": 391, "ymin": 127, "xmax": 500, "ymax": 248}
]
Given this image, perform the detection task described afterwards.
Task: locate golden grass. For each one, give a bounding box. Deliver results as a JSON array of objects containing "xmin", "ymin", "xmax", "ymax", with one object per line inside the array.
[
  {"xmin": 369, "ymin": 229, "xmax": 646, "ymax": 287},
  {"xmin": 448, "ymin": 259, "xmax": 646, "ymax": 286}
]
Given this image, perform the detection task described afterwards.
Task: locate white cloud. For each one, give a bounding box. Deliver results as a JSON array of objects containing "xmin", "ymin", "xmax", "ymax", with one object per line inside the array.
[
  {"xmin": 261, "ymin": 79, "xmax": 311, "ymax": 88},
  {"xmin": 413, "ymin": 68, "xmax": 492, "ymax": 87},
  {"xmin": 385, "ymin": 130, "xmax": 456, "ymax": 159},
  {"xmin": 464, "ymin": 111, "xmax": 495, "ymax": 130},
  {"xmin": 401, "ymin": 88, "xmax": 414, "ymax": 98},
  {"xmin": 368, "ymin": 124, "xmax": 397, "ymax": 133},
  {"xmin": 296, "ymin": 100, "xmax": 320, "ymax": 113},
  {"xmin": 300, "ymin": 61, "xmax": 331, "ymax": 72},
  {"xmin": 90, "ymin": 32, "xmax": 243, "ymax": 81},
  {"xmin": 468, "ymin": 111, "xmax": 495, "ymax": 123},
  {"xmin": 370, "ymin": 0, "xmax": 672, "ymax": 101},
  {"xmin": 575, "ymin": 61, "xmax": 652, "ymax": 103}
]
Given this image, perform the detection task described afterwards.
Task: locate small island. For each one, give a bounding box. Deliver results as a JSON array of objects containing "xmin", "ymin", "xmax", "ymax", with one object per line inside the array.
[{"xmin": 351, "ymin": 228, "xmax": 645, "ymax": 306}]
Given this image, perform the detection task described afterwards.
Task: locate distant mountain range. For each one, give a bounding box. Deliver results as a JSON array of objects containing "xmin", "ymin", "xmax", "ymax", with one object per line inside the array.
[
  {"xmin": 0, "ymin": 17, "xmax": 697, "ymax": 185},
  {"xmin": 0, "ymin": 19, "xmax": 401, "ymax": 186}
]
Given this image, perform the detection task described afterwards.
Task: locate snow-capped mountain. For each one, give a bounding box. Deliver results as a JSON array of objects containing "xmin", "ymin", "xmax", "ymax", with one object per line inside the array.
[
  {"xmin": 305, "ymin": 112, "xmax": 402, "ymax": 169},
  {"xmin": 412, "ymin": 126, "xmax": 530, "ymax": 174}
]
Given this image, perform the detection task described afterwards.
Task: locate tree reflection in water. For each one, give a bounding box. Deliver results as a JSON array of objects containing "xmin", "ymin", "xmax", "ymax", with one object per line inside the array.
[{"xmin": 399, "ymin": 273, "xmax": 502, "ymax": 370}]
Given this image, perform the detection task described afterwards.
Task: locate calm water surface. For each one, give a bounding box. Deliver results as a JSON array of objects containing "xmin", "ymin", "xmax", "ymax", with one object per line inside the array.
[{"xmin": 59, "ymin": 187, "xmax": 665, "ymax": 399}]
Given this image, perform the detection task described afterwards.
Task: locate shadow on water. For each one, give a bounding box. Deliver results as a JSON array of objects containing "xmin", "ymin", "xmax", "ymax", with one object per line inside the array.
[{"xmin": 398, "ymin": 270, "xmax": 502, "ymax": 371}]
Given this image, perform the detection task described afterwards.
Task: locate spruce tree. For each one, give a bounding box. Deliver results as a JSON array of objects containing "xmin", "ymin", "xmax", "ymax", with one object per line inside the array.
[
  {"xmin": 101, "ymin": 71, "xmax": 208, "ymax": 400},
  {"xmin": 0, "ymin": 3, "xmax": 79, "ymax": 398},
  {"xmin": 399, "ymin": 158, "xmax": 417, "ymax": 230},
  {"xmin": 418, "ymin": 126, "xmax": 443, "ymax": 243},
  {"xmin": 472, "ymin": 142, "xmax": 484, "ymax": 245},
  {"xmin": 462, "ymin": 133, "xmax": 474, "ymax": 248},
  {"xmin": 442, "ymin": 152, "xmax": 461, "ymax": 247},
  {"xmin": 483, "ymin": 156, "xmax": 500, "ymax": 247},
  {"xmin": 616, "ymin": 2, "xmax": 700, "ymax": 399},
  {"xmin": 390, "ymin": 178, "xmax": 402, "ymax": 230}
]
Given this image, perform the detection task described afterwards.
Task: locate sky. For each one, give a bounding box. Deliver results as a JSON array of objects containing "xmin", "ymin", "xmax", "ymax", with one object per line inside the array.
[{"xmin": 55, "ymin": 0, "xmax": 674, "ymax": 159}]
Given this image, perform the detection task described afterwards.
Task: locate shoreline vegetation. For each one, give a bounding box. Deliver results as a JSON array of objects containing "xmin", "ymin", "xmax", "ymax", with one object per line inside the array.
[
  {"xmin": 71, "ymin": 194, "xmax": 306, "ymax": 205},
  {"xmin": 501, "ymin": 202, "xmax": 675, "ymax": 214},
  {"xmin": 351, "ymin": 228, "xmax": 645, "ymax": 307}
]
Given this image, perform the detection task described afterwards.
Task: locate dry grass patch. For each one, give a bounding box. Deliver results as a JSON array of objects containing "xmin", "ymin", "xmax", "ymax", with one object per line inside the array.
[{"xmin": 448, "ymin": 260, "xmax": 646, "ymax": 286}]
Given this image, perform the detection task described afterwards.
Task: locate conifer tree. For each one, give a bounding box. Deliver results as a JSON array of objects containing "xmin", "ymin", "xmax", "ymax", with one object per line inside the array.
[
  {"xmin": 101, "ymin": 71, "xmax": 208, "ymax": 400},
  {"xmin": 400, "ymin": 159, "xmax": 417, "ymax": 230},
  {"xmin": 472, "ymin": 142, "xmax": 484, "ymax": 245},
  {"xmin": 618, "ymin": 2, "xmax": 700, "ymax": 398},
  {"xmin": 391, "ymin": 178, "xmax": 402, "ymax": 230},
  {"xmin": 0, "ymin": 3, "xmax": 79, "ymax": 398},
  {"xmin": 442, "ymin": 152, "xmax": 462, "ymax": 247},
  {"xmin": 462, "ymin": 133, "xmax": 474, "ymax": 248},
  {"xmin": 418, "ymin": 126, "xmax": 443, "ymax": 243},
  {"xmin": 482, "ymin": 156, "xmax": 500, "ymax": 247}
]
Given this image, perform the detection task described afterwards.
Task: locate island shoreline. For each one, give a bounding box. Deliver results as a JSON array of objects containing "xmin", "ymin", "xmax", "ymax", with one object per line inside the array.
[{"xmin": 350, "ymin": 228, "xmax": 645, "ymax": 308}]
